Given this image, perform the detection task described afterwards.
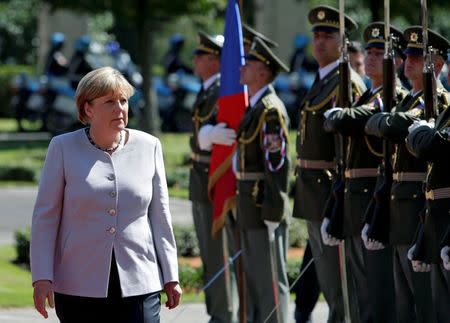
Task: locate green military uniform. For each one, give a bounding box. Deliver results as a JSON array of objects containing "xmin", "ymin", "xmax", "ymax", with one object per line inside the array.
[
  {"xmin": 407, "ymin": 101, "xmax": 450, "ymax": 322},
  {"xmin": 405, "ymin": 27, "xmax": 450, "ymax": 323},
  {"xmin": 366, "ymin": 27, "xmax": 450, "ymax": 323},
  {"xmin": 292, "ymin": 6, "xmax": 366, "ymax": 322},
  {"xmin": 235, "ymin": 37, "xmax": 290, "ymax": 323},
  {"xmin": 325, "ymin": 23, "xmax": 408, "ymax": 323},
  {"xmin": 189, "ymin": 32, "xmax": 237, "ymax": 323}
]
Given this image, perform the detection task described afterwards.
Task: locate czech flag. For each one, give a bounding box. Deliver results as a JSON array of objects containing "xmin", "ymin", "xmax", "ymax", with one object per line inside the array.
[{"xmin": 208, "ymin": 0, "xmax": 248, "ymax": 237}]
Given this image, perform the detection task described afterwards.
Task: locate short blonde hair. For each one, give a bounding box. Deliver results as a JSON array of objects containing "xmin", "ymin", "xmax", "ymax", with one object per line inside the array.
[{"xmin": 75, "ymin": 67, "xmax": 135, "ymax": 124}]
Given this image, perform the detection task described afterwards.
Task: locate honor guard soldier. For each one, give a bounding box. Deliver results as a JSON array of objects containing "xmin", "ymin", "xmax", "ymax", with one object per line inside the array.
[
  {"xmin": 366, "ymin": 26, "xmax": 450, "ymax": 323},
  {"xmin": 292, "ymin": 5, "xmax": 366, "ymax": 322},
  {"xmin": 405, "ymin": 28, "xmax": 450, "ymax": 323},
  {"xmin": 236, "ymin": 37, "xmax": 290, "ymax": 323},
  {"xmin": 189, "ymin": 31, "xmax": 238, "ymax": 323},
  {"xmin": 324, "ymin": 22, "xmax": 408, "ymax": 322},
  {"xmin": 242, "ymin": 25, "xmax": 321, "ymax": 323}
]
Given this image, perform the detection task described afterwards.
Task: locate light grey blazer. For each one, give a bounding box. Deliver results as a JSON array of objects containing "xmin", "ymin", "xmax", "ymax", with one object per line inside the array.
[{"xmin": 30, "ymin": 128, "xmax": 179, "ymax": 298}]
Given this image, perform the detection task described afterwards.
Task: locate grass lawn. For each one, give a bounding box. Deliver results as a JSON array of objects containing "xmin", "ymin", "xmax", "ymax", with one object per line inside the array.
[{"xmin": 0, "ymin": 245, "xmax": 33, "ymax": 308}]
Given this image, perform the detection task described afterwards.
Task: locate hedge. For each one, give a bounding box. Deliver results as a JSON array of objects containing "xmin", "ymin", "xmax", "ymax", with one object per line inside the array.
[{"xmin": 0, "ymin": 65, "xmax": 35, "ymax": 118}]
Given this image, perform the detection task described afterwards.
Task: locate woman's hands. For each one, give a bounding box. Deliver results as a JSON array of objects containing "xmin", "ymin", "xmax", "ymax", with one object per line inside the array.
[
  {"xmin": 164, "ymin": 281, "xmax": 182, "ymax": 309},
  {"xmin": 33, "ymin": 280, "xmax": 54, "ymax": 318}
]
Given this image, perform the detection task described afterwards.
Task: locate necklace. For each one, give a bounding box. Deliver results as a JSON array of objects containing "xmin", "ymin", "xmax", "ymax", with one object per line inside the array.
[{"xmin": 85, "ymin": 127, "xmax": 123, "ymax": 153}]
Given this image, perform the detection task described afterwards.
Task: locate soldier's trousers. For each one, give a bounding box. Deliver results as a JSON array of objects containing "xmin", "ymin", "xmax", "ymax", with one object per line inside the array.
[
  {"xmin": 293, "ymin": 240, "xmax": 321, "ymax": 323},
  {"xmin": 393, "ymin": 245, "xmax": 436, "ymax": 323},
  {"xmin": 307, "ymin": 220, "xmax": 345, "ymax": 323},
  {"xmin": 241, "ymin": 223, "xmax": 289, "ymax": 323},
  {"xmin": 431, "ymin": 263, "xmax": 450, "ymax": 323},
  {"xmin": 345, "ymin": 236, "xmax": 372, "ymax": 323},
  {"xmin": 365, "ymin": 245, "xmax": 396, "ymax": 323},
  {"xmin": 192, "ymin": 201, "xmax": 238, "ymax": 323}
]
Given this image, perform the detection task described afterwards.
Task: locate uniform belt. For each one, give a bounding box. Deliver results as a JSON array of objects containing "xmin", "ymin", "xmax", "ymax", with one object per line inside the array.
[
  {"xmin": 296, "ymin": 158, "xmax": 335, "ymax": 170},
  {"xmin": 425, "ymin": 187, "xmax": 450, "ymax": 200},
  {"xmin": 235, "ymin": 172, "xmax": 265, "ymax": 181},
  {"xmin": 191, "ymin": 152, "xmax": 211, "ymax": 164},
  {"xmin": 393, "ymin": 172, "xmax": 426, "ymax": 182},
  {"xmin": 344, "ymin": 168, "xmax": 378, "ymax": 179}
]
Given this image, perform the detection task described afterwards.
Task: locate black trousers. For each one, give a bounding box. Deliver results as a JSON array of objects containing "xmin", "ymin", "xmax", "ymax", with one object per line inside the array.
[
  {"xmin": 293, "ymin": 241, "xmax": 321, "ymax": 323},
  {"xmin": 55, "ymin": 252, "xmax": 161, "ymax": 323}
]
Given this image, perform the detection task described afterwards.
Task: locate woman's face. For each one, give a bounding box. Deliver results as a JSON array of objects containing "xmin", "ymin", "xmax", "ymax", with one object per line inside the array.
[{"xmin": 85, "ymin": 92, "xmax": 128, "ymax": 131}]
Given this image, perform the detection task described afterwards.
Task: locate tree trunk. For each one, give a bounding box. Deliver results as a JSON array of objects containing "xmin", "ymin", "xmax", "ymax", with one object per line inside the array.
[{"xmin": 136, "ymin": 0, "xmax": 160, "ymax": 134}]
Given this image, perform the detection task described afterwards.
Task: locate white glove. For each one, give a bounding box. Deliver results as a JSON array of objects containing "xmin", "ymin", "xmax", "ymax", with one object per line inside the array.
[
  {"xmin": 264, "ymin": 220, "xmax": 279, "ymax": 242},
  {"xmin": 408, "ymin": 119, "xmax": 435, "ymax": 134},
  {"xmin": 323, "ymin": 107, "xmax": 343, "ymax": 119},
  {"xmin": 320, "ymin": 218, "xmax": 340, "ymax": 246},
  {"xmin": 361, "ymin": 223, "xmax": 385, "ymax": 250},
  {"xmin": 441, "ymin": 246, "xmax": 450, "ymax": 271},
  {"xmin": 407, "ymin": 244, "xmax": 431, "ymax": 272},
  {"xmin": 198, "ymin": 123, "xmax": 236, "ymax": 151}
]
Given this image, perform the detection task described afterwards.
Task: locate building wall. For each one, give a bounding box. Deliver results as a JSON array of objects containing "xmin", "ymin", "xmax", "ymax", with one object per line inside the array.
[
  {"xmin": 38, "ymin": 4, "xmax": 88, "ymax": 72},
  {"xmin": 254, "ymin": 0, "xmax": 310, "ymax": 64}
]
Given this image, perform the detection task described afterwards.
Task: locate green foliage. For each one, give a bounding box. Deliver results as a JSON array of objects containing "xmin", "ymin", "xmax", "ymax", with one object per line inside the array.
[
  {"xmin": 0, "ymin": 0, "xmax": 39, "ymax": 35},
  {"xmin": 173, "ymin": 225, "xmax": 200, "ymax": 257},
  {"xmin": 288, "ymin": 218, "xmax": 308, "ymax": 248},
  {"xmin": 178, "ymin": 264, "xmax": 203, "ymax": 292},
  {"xmin": 14, "ymin": 228, "xmax": 30, "ymax": 266},
  {"xmin": 0, "ymin": 246, "xmax": 33, "ymax": 307},
  {"xmin": 287, "ymin": 257, "xmax": 302, "ymax": 288},
  {"xmin": 0, "ymin": 65, "xmax": 35, "ymax": 117},
  {"xmin": 0, "ymin": 166, "xmax": 35, "ymax": 181}
]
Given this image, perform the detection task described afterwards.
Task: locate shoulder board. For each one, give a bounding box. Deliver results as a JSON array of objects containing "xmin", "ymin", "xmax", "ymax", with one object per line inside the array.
[{"xmin": 262, "ymin": 95, "xmax": 276, "ymax": 111}]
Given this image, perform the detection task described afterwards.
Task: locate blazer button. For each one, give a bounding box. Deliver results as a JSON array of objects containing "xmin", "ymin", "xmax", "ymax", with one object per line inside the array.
[
  {"xmin": 108, "ymin": 209, "xmax": 116, "ymax": 216},
  {"xmin": 108, "ymin": 227, "xmax": 116, "ymax": 234},
  {"xmin": 108, "ymin": 174, "xmax": 115, "ymax": 181},
  {"xmin": 110, "ymin": 191, "xmax": 117, "ymax": 198}
]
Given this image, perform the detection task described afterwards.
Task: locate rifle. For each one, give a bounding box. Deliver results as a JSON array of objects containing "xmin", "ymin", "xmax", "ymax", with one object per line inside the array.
[
  {"xmin": 411, "ymin": 0, "xmax": 436, "ymax": 262},
  {"xmin": 366, "ymin": 0, "xmax": 394, "ymax": 244},
  {"xmin": 324, "ymin": 0, "xmax": 352, "ymax": 241},
  {"xmin": 422, "ymin": 0, "xmax": 437, "ymax": 121},
  {"xmin": 324, "ymin": 2, "xmax": 352, "ymax": 323}
]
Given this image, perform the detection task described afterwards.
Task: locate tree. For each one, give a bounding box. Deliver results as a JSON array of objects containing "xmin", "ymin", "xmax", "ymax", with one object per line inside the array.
[{"xmin": 44, "ymin": 0, "xmax": 226, "ymax": 133}]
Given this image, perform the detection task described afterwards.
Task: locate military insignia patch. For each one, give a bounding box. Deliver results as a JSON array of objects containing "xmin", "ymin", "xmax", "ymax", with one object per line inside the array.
[
  {"xmin": 317, "ymin": 10, "xmax": 325, "ymax": 20},
  {"xmin": 371, "ymin": 28, "xmax": 380, "ymax": 38},
  {"xmin": 264, "ymin": 134, "xmax": 282, "ymax": 153},
  {"xmin": 410, "ymin": 32, "xmax": 419, "ymax": 42}
]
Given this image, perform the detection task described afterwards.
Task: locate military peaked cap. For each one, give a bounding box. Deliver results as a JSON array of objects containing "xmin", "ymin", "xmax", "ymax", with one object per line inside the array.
[
  {"xmin": 242, "ymin": 23, "xmax": 279, "ymax": 48},
  {"xmin": 403, "ymin": 26, "xmax": 450, "ymax": 60},
  {"xmin": 245, "ymin": 37, "xmax": 289, "ymax": 74},
  {"xmin": 308, "ymin": 5, "xmax": 358, "ymax": 33},
  {"xmin": 194, "ymin": 31, "xmax": 224, "ymax": 56},
  {"xmin": 363, "ymin": 22, "xmax": 406, "ymax": 59}
]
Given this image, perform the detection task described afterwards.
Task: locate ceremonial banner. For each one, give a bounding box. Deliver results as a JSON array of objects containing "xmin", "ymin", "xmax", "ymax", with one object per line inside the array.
[{"xmin": 208, "ymin": 0, "xmax": 248, "ymax": 236}]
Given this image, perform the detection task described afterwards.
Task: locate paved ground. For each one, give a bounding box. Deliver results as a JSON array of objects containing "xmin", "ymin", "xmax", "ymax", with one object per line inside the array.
[
  {"xmin": 0, "ymin": 302, "xmax": 329, "ymax": 322},
  {"xmin": 0, "ymin": 186, "xmax": 329, "ymax": 322}
]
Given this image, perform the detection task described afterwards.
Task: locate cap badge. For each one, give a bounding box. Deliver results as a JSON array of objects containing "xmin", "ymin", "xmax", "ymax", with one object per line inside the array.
[
  {"xmin": 317, "ymin": 10, "xmax": 325, "ymax": 20},
  {"xmin": 371, "ymin": 28, "xmax": 380, "ymax": 38},
  {"xmin": 410, "ymin": 32, "xmax": 419, "ymax": 42}
]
